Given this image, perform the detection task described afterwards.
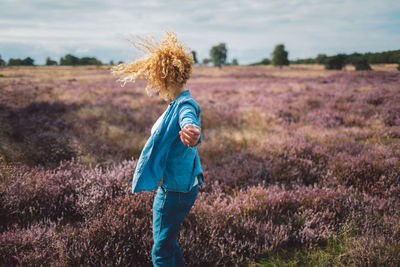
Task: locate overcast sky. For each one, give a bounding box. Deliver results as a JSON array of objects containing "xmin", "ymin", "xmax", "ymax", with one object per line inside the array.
[{"xmin": 1, "ymin": 0, "xmax": 399, "ymax": 65}]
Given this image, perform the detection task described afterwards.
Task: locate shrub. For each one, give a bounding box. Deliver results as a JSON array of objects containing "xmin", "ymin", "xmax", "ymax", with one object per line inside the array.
[
  {"xmin": 268, "ymin": 138, "xmax": 330, "ymax": 186},
  {"xmin": 354, "ymin": 57, "xmax": 371, "ymax": 70},
  {"xmin": 180, "ymin": 184, "xmax": 358, "ymax": 266},
  {"xmin": 330, "ymin": 146, "xmax": 400, "ymax": 196},
  {"xmin": 0, "ymin": 158, "xmax": 136, "ymax": 232},
  {"xmin": 0, "ymin": 160, "xmax": 84, "ymax": 231},
  {"xmin": 1, "ymin": 101, "xmax": 78, "ymax": 167},
  {"xmin": 0, "ymin": 223, "xmax": 60, "ymax": 266},
  {"xmin": 202, "ymin": 152, "xmax": 272, "ymax": 191},
  {"xmin": 325, "ymin": 54, "xmax": 347, "ymax": 70},
  {"xmin": 45, "ymin": 57, "xmax": 58, "ymax": 66},
  {"xmin": 63, "ymin": 194, "xmax": 154, "ymax": 266},
  {"xmin": 306, "ymin": 110, "xmax": 344, "ymax": 128},
  {"xmin": 260, "ymin": 58, "xmax": 271, "ymax": 65},
  {"xmin": 65, "ymin": 184, "xmax": 358, "ymax": 266}
]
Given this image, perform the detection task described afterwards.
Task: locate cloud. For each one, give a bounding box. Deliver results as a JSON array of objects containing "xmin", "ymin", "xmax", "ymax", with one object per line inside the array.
[{"xmin": 0, "ymin": 0, "xmax": 399, "ymax": 64}]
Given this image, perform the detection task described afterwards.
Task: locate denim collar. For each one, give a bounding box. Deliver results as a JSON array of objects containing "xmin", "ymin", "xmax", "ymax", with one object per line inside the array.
[{"xmin": 169, "ymin": 89, "xmax": 190, "ymax": 106}]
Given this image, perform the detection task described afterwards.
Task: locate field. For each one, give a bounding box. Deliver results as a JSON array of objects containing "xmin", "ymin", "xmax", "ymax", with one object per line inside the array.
[{"xmin": 0, "ymin": 64, "xmax": 399, "ymax": 266}]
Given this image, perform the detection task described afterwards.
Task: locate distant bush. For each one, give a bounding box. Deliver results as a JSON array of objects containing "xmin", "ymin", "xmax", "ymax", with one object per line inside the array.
[
  {"xmin": 325, "ymin": 54, "xmax": 347, "ymax": 70},
  {"xmin": 260, "ymin": 58, "xmax": 271, "ymax": 65},
  {"xmin": 365, "ymin": 49, "xmax": 400, "ymax": 64},
  {"xmin": 316, "ymin": 53, "xmax": 327, "ymax": 64},
  {"xmin": 45, "ymin": 57, "xmax": 58, "ymax": 66},
  {"xmin": 8, "ymin": 58, "xmax": 22, "ymax": 66},
  {"xmin": 78, "ymin": 57, "xmax": 102, "ymax": 65},
  {"xmin": 0, "ymin": 54, "xmax": 5, "ymax": 67},
  {"xmin": 7, "ymin": 57, "xmax": 35, "ymax": 66},
  {"xmin": 250, "ymin": 58, "xmax": 271, "ymax": 65},
  {"xmin": 354, "ymin": 57, "xmax": 371, "ymax": 70},
  {"xmin": 292, "ymin": 50, "xmax": 400, "ymax": 65},
  {"xmin": 60, "ymin": 54, "xmax": 78, "ymax": 65},
  {"xmin": 60, "ymin": 54, "xmax": 102, "ymax": 65},
  {"xmin": 397, "ymin": 61, "xmax": 400, "ymax": 71},
  {"xmin": 291, "ymin": 58, "xmax": 315, "ymax": 64},
  {"xmin": 202, "ymin": 58, "xmax": 211, "ymax": 65}
]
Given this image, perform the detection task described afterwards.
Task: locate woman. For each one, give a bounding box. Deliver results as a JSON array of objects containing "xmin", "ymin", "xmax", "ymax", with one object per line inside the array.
[{"xmin": 111, "ymin": 31, "xmax": 204, "ymax": 267}]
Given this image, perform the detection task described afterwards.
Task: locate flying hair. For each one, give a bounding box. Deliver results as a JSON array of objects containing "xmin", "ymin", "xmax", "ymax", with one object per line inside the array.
[{"xmin": 111, "ymin": 31, "xmax": 194, "ymax": 101}]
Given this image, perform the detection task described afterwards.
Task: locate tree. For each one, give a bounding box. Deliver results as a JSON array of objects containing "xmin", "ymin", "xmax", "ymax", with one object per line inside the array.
[
  {"xmin": 109, "ymin": 60, "xmax": 115, "ymax": 65},
  {"xmin": 78, "ymin": 57, "xmax": 102, "ymax": 65},
  {"xmin": 210, "ymin": 43, "xmax": 227, "ymax": 68},
  {"xmin": 346, "ymin": 52, "xmax": 363, "ymax": 65},
  {"xmin": 271, "ymin": 44, "xmax": 289, "ymax": 68},
  {"xmin": 366, "ymin": 50, "xmax": 400, "ymax": 64},
  {"xmin": 291, "ymin": 58, "xmax": 315, "ymax": 64},
  {"xmin": 249, "ymin": 58, "xmax": 271, "ymax": 66},
  {"xmin": 191, "ymin": 51, "xmax": 198, "ymax": 64},
  {"xmin": 202, "ymin": 58, "xmax": 211, "ymax": 65},
  {"xmin": 316, "ymin": 53, "xmax": 327, "ymax": 64},
  {"xmin": 354, "ymin": 57, "xmax": 371, "ymax": 70},
  {"xmin": 22, "ymin": 57, "xmax": 34, "ymax": 66},
  {"xmin": 324, "ymin": 54, "xmax": 347, "ymax": 70},
  {"xmin": 397, "ymin": 61, "xmax": 400, "ymax": 71},
  {"xmin": 232, "ymin": 58, "xmax": 238, "ymax": 65},
  {"xmin": 46, "ymin": 57, "xmax": 58, "ymax": 66},
  {"xmin": 60, "ymin": 54, "xmax": 79, "ymax": 65},
  {"xmin": 260, "ymin": 58, "xmax": 271, "ymax": 65},
  {"xmin": 8, "ymin": 57, "xmax": 34, "ymax": 66},
  {"xmin": 0, "ymin": 55, "xmax": 5, "ymax": 67},
  {"xmin": 59, "ymin": 54, "xmax": 101, "ymax": 65},
  {"xmin": 8, "ymin": 58, "xmax": 22, "ymax": 66}
]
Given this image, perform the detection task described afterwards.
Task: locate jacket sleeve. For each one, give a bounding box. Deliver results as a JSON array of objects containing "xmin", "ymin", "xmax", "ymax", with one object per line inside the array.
[{"xmin": 178, "ymin": 102, "xmax": 202, "ymax": 145}]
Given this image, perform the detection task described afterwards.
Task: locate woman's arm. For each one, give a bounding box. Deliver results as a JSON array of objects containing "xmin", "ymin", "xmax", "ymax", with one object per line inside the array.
[
  {"xmin": 179, "ymin": 124, "xmax": 201, "ymax": 146},
  {"xmin": 178, "ymin": 103, "xmax": 201, "ymax": 147}
]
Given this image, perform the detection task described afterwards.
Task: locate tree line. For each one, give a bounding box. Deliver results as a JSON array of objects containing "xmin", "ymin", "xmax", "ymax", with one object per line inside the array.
[
  {"xmin": 1, "ymin": 48, "xmax": 400, "ymax": 70},
  {"xmin": 250, "ymin": 46, "xmax": 400, "ymax": 70},
  {"xmin": 0, "ymin": 54, "xmax": 104, "ymax": 67},
  {"xmin": 291, "ymin": 50, "xmax": 400, "ymax": 65},
  {"xmin": 0, "ymin": 56, "xmax": 35, "ymax": 66},
  {"xmin": 196, "ymin": 43, "xmax": 400, "ymax": 70}
]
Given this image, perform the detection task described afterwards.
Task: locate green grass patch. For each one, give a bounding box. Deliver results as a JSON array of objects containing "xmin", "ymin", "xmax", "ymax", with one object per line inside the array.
[{"xmin": 250, "ymin": 232, "xmax": 355, "ymax": 267}]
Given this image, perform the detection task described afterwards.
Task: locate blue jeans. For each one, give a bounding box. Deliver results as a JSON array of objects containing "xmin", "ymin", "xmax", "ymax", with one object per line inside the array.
[{"xmin": 152, "ymin": 184, "xmax": 198, "ymax": 266}]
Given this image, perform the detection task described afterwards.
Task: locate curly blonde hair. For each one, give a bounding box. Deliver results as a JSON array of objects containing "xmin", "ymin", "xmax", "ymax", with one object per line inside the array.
[{"xmin": 111, "ymin": 31, "xmax": 194, "ymax": 101}]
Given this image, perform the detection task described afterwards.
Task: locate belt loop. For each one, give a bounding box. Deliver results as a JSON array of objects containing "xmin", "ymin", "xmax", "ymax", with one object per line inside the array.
[{"xmin": 160, "ymin": 185, "xmax": 166, "ymax": 193}]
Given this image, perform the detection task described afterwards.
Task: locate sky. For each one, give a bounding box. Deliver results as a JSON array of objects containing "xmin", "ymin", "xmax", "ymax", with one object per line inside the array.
[{"xmin": 1, "ymin": 0, "xmax": 399, "ymax": 65}]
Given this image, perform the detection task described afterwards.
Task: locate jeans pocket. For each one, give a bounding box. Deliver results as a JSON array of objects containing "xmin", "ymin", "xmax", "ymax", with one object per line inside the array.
[{"xmin": 178, "ymin": 186, "xmax": 198, "ymax": 208}]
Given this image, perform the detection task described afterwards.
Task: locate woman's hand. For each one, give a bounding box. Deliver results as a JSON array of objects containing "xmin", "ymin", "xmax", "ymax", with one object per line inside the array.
[{"xmin": 179, "ymin": 124, "xmax": 201, "ymax": 147}]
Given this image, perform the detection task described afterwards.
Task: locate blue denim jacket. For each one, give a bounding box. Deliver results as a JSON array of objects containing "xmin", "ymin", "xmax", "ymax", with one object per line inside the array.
[{"xmin": 132, "ymin": 89, "xmax": 204, "ymax": 193}]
